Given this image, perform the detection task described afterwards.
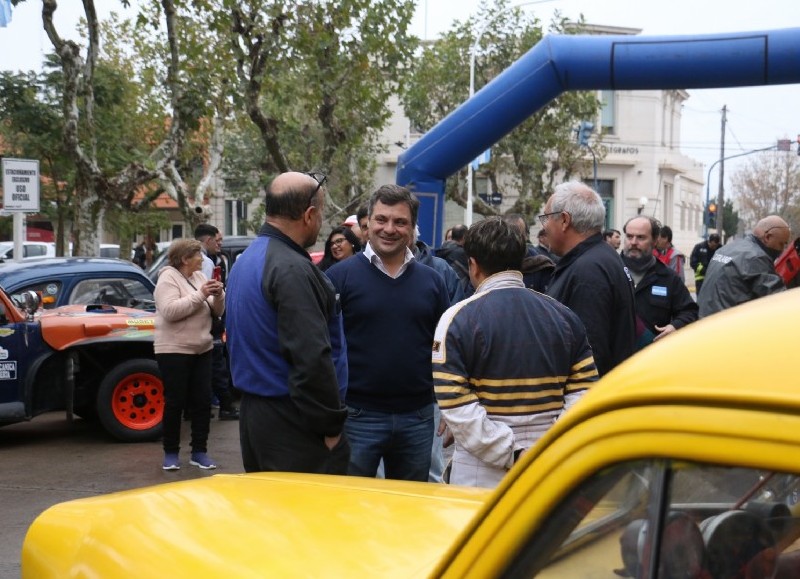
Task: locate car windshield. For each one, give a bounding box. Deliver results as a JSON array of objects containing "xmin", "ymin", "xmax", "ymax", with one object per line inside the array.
[{"xmin": 70, "ymin": 278, "xmax": 155, "ymax": 311}]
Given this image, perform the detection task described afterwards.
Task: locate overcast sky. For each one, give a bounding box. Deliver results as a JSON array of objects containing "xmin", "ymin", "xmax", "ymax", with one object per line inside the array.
[{"xmin": 1, "ymin": 0, "xmax": 798, "ymax": 184}]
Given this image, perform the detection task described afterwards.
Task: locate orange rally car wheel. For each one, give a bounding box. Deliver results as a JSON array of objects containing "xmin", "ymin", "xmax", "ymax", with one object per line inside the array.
[{"xmin": 97, "ymin": 359, "xmax": 164, "ymax": 442}]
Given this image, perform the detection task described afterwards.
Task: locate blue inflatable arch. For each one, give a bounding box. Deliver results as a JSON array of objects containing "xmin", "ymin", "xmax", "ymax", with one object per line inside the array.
[{"xmin": 397, "ymin": 28, "xmax": 800, "ymax": 246}]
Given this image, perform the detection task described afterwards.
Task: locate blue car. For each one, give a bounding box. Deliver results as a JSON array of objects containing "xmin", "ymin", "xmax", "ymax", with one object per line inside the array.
[{"xmin": 0, "ymin": 257, "xmax": 155, "ymax": 311}]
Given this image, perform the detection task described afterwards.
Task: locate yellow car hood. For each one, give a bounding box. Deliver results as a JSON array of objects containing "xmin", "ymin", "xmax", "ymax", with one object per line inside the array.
[{"xmin": 22, "ymin": 472, "xmax": 489, "ymax": 578}]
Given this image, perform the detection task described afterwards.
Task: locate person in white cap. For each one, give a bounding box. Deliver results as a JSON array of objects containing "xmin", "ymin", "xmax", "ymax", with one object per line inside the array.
[{"xmin": 342, "ymin": 214, "xmax": 360, "ymax": 242}]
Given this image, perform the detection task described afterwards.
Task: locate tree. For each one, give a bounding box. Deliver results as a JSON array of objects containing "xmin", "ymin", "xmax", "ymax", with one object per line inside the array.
[
  {"xmin": 400, "ymin": 0, "xmax": 601, "ymax": 221},
  {"xmin": 30, "ymin": 0, "xmax": 230, "ymax": 256},
  {"xmin": 200, "ymin": 0, "xmax": 418, "ymax": 223},
  {"xmin": 0, "ymin": 68, "xmax": 73, "ymax": 253},
  {"xmin": 730, "ymin": 150, "xmax": 800, "ymax": 234},
  {"xmin": 721, "ymin": 198, "xmax": 740, "ymax": 242}
]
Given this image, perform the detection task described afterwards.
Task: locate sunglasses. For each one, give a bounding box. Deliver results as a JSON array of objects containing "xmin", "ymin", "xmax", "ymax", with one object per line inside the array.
[{"xmin": 304, "ymin": 172, "xmax": 328, "ymax": 208}]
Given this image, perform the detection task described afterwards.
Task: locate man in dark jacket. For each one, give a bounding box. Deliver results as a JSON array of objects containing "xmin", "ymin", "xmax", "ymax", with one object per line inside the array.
[
  {"xmin": 226, "ymin": 171, "xmax": 349, "ymax": 474},
  {"xmin": 410, "ymin": 229, "xmax": 464, "ymax": 306},
  {"xmin": 435, "ymin": 224, "xmax": 472, "ymax": 296},
  {"xmin": 622, "ymin": 216, "xmax": 698, "ymax": 350},
  {"xmin": 698, "ymin": 215, "xmax": 789, "ymax": 318},
  {"xmin": 542, "ymin": 181, "xmax": 637, "ymax": 377},
  {"xmin": 689, "ymin": 233, "xmax": 721, "ymax": 295}
]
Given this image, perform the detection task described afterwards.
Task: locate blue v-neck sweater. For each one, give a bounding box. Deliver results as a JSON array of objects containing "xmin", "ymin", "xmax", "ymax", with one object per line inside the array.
[{"xmin": 326, "ymin": 254, "xmax": 450, "ymax": 413}]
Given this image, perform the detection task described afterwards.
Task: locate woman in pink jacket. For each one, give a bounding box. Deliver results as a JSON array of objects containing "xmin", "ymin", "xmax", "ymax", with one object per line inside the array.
[{"xmin": 154, "ymin": 238, "xmax": 225, "ymax": 471}]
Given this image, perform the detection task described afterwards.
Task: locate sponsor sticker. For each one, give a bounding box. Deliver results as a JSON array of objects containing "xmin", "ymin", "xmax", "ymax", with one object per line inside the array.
[
  {"xmin": 0, "ymin": 361, "xmax": 17, "ymax": 380},
  {"xmin": 126, "ymin": 319, "xmax": 155, "ymax": 327}
]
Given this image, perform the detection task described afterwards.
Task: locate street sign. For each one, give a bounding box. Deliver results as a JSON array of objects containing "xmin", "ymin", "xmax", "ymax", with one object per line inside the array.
[
  {"xmin": 478, "ymin": 192, "xmax": 504, "ymax": 206},
  {"xmin": 2, "ymin": 158, "xmax": 40, "ymax": 213}
]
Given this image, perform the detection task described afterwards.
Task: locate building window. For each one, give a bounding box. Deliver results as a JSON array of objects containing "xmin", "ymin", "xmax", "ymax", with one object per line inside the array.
[
  {"xmin": 225, "ymin": 200, "xmax": 248, "ymax": 236},
  {"xmin": 585, "ymin": 178, "xmax": 615, "ymax": 230},
  {"xmin": 600, "ymin": 90, "xmax": 616, "ymax": 135},
  {"xmin": 663, "ymin": 183, "xmax": 673, "ymax": 225}
]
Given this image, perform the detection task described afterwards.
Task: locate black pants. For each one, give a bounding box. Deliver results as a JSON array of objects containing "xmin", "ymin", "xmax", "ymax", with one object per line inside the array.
[
  {"xmin": 157, "ymin": 351, "xmax": 212, "ymax": 454},
  {"xmin": 211, "ymin": 340, "xmax": 235, "ymax": 411},
  {"xmin": 239, "ymin": 392, "xmax": 349, "ymax": 474}
]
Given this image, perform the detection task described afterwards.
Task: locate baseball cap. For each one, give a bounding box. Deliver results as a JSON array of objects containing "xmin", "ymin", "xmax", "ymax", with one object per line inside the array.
[{"xmin": 343, "ymin": 215, "xmax": 358, "ymax": 227}]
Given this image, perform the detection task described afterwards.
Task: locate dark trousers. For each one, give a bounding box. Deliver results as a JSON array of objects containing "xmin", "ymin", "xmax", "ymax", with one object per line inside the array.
[
  {"xmin": 157, "ymin": 351, "xmax": 212, "ymax": 454},
  {"xmin": 239, "ymin": 392, "xmax": 349, "ymax": 474},
  {"xmin": 211, "ymin": 340, "xmax": 235, "ymax": 411}
]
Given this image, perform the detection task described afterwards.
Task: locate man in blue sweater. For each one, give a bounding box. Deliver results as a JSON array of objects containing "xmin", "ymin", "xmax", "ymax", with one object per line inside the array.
[{"xmin": 326, "ymin": 184, "xmax": 450, "ymax": 482}]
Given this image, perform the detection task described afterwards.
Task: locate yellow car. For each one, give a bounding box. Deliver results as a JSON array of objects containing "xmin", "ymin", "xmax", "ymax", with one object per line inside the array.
[{"xmin": 22, "ymin": 289, "xmax": 800, "ymax": 578}]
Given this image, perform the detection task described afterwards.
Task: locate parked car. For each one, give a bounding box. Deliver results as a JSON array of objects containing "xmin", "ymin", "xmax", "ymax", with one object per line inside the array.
[
  {"xmin": 0, "ymin": 257, "xmax": 155, "ymax": 311},
  {"xmin": 21, "ymin": 288, "xmax": 800, "ymax": 577},
  {"xmin": 146, "ymin": 235, "xmax": 256, "ymax": 282},
  {"xmin": 0, "ymin": 241, "xmax": 55, "ymax": 261},
  {"xmin": 0, "ymin": 289, "xmax": 161, "ymax": 443},
  {"xmin": 99, "ymin": 244, "xmax": 121, "ymax": 258}
]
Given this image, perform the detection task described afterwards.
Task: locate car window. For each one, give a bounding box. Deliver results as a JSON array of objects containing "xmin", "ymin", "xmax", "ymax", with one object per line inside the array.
[
  {"xmin": 26, "ymin": 245, "xmax": 46, "ymax": 258},
  {"xmin": 10, "ymin": 281, "xmax": 63, "ymax": 309},
  {"xmin": 70, "ymin": 278, "xmax": 155, "ymax": 311},
  {"xmin": 510, "ymin": 460, "xmax": 800, "ymax": 579}
]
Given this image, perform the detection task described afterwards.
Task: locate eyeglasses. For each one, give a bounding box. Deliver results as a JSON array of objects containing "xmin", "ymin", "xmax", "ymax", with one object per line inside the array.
[
  {"xmin": 330, "ymin": 237, "xmax": 348, "ymax": 247},
  {"xmin": 537, "ymin": 211, "xmax": 563, "ymax": 227},
  {"xmin": 304, "ymin": 172, "xmax": 328, "ymax": 208}
]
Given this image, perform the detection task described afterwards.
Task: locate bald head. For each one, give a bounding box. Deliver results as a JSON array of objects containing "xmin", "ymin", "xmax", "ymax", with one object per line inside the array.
[
  {"xmin": 265, "ymin": 171, "xmax": 325, "ymax": 221},
  {"xmin": 263, "ymin": 171, "xmax": 326, "ymax": 249},
  {"xmin": 753, "ymin": 215, "xmax": 791, "ymax": 254}
]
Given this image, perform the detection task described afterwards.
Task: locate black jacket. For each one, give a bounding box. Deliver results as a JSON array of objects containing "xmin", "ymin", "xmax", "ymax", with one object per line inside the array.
[
  {"xmin": 631, "ymin": 259, "xmax": 698, "ymax": 341},
  {"xmin": 546, "ymin": 233, "xmax": 637, "ymax": 377},
  {"xmin": 689, "ymin": 240, "xmax": 718, "ymax": 280}
]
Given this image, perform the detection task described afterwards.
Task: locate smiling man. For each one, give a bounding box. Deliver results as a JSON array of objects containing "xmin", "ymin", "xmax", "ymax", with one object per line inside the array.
[{"xmin": 326, "ymin": 184, "xmax": 450, "ymax": 482}]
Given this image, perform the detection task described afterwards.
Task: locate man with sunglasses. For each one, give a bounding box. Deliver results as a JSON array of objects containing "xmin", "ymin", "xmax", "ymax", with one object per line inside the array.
[
  {"xmin": 698, "ymin": 215, "xmax": 790, "ymax": 318},
  {"xmin": 225, "ymin": 171, "xmax": 349, "ymax": 474},
  {"xmin": 541, "ymin": 181, "xmax": 637, "ymax": 377}
]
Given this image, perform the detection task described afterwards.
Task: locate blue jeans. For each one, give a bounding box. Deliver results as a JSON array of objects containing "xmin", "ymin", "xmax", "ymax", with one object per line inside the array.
[{"xmin": 345, "ymin": 404, "xmax": 434, "ymax": 482}]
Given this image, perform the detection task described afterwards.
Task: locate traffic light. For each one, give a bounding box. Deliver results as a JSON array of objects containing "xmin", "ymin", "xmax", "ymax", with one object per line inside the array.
[
  {"xmin": 577, "ymin": 121, "xmax": 594, "ymax": 146},
  {"xmin": 706, "ymin": 202, "xmax": 717, "ymax": 228}
]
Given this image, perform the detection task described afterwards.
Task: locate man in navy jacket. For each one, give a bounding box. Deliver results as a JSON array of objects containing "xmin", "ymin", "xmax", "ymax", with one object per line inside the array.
[{"xmin": 543, "ymin": 181, "xmax": 637, "ymax": 377}]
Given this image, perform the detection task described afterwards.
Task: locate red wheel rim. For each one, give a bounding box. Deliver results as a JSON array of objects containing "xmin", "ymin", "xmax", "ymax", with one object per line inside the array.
[{"xmin": 110, "ymin": 372, "xmax": 164, "ymax": 431}]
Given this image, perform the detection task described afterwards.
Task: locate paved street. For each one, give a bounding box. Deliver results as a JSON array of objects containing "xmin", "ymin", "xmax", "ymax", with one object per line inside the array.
[{"xmin": 0, "ymin": 411, "xmax": 242, "ymax": 578}]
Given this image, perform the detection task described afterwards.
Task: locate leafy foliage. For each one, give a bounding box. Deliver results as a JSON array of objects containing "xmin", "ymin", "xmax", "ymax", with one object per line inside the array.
[{"xmin": 400, "ymin": 0, "xmax": 601, "ymax": 222}]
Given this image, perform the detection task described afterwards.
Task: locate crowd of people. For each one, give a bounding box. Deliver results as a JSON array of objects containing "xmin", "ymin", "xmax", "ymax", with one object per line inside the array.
[{"xmin": 149, "ymin": 172, "xmax": 792, "ymax": 488}]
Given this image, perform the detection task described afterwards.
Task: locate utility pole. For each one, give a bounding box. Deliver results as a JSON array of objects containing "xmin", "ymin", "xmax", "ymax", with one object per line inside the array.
[{"xmin": 716, "ymin": 105, "xmax": 727, "ymax": 238}]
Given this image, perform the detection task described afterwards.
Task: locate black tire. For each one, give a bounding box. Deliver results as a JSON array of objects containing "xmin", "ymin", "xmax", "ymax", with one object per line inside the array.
[{"xmin": 96, "ymin": 359, "xmax": 164, "ymax": 442}]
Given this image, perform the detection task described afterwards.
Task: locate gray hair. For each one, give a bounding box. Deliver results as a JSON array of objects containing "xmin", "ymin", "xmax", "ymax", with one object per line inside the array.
[{"xmin": 550, "ymin": 182, "xmax": 606, "ymax": 234}]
